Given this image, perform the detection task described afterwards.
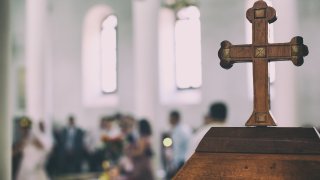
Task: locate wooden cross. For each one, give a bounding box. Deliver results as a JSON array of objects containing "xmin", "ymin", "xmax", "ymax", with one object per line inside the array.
[{"xmin": 218, "ymin": 0, "xmax": 308, "ymax": 126}]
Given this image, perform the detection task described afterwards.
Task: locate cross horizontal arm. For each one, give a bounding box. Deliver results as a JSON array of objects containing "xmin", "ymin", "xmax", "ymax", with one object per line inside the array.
[
  {"xmin": 218, "ymin": 41, "xmax": 252, "ymax": 69},
  {"xmin": 268, "ymin": 36, "xmax": 309, "ymax": 66}
]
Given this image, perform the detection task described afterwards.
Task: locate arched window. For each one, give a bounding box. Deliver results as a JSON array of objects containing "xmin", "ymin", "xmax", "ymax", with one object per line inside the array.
[
  {"xmin": 82, "ymin": 5, "xmax": 118, "ymax": 107},
  {"xmin": 158, "ymin": 4, "xmax": 202, "ymax": 104},
  {"xmin": 175, "ymin": 6, "xmax": 202, "ymax": 89},
  {"xmin": 100, "ymin": 15, "xmax": 118, "ymax": 93}
]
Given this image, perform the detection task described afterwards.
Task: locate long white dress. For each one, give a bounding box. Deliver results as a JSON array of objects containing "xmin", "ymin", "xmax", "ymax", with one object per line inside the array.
[{"xmin": 17, "ymin": 131, "xmax": 53, "ymax": 180}]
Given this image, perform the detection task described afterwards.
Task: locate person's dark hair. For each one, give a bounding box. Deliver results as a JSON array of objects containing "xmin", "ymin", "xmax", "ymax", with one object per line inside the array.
[
  {"xmin": 209, "ymin": 102, "xmax": 227, "ymax": 122},
  {"xmin": 68, "ymin": 115, "xmax": 75, "ymax": 121},
  {"xmin": 170, "ymin": 110, "xmax": 180, "ymax": 120},
  {"xmin": 68, "ymin": 115, "xmax": 76, "ymax": 126},
  {"xmin": 105, "ymin": 116, "xmax": 114, "ymax": 122},
  {"xmin": 113, "ymin": 112, "xmax": 123, "ymax": 121},
  {"xmin": 138, "ymin": 119, "xmax": 152, "ymax": 136}
]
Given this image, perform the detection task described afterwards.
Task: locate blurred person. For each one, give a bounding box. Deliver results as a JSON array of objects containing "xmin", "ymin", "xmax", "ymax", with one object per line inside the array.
[
  {"xmin": 85, "ymin": 117, "xmax": 109, "ymax": 172},
  {"xmin": 126, "ymin": 119, "xmax": 154, "ymax": 180},
  {"xmin": 119, "ymin": 115, "xmax": 137, "ymax": 142},
  {"xmin": 102, "ymin": 116, "xmax": 122, "ymax": 140},
  {"xmin": 186, "ymin": 102, "xmax": 228, "ymax": 159},
  {"xmin": 119, "ymin": 115, "xmax": 138, "ymax": 153},
  {"xmin": 59, "ymin": 115, "xmax": 85, "ymax": 174},
  {"xmin": 46, "ymin": 121, "xmax": 63, "ymax": 176},
  {"xmin": 13, "ymin": 117, "xmax": 53, "ymax": 180},
  {"xmin": 118, "ymin": 115, "xmax": 137, "ymax": 176},
  {"xmin": 101, "ymin": 116, "xmax": 123, "ymax": 164},
  {"xmin": 168, "ymin": 110, "xmax": 192, "ymax": 176},
  {"xmin": 86, "ymin": 116, "xmax": 122, "ymax": 172}
]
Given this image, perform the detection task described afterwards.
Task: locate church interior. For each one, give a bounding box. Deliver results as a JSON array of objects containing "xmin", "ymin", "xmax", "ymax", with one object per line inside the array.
[{"xmin": 1, "ymin": 0, "xmax": 320, "ymax": 179}]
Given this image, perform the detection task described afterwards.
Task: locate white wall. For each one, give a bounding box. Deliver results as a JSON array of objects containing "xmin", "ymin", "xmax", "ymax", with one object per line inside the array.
[
  {"xmin": 295, "ymin": 0, "xmax": 320, "ymax": 127},
  {"xmin": 157, "ymin": 0, "xmax": 252, "ymax": 132}
]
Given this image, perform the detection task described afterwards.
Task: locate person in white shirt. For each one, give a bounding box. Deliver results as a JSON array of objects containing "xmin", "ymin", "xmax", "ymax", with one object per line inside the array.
[
  {"xmin": 169, "ymin": 110, "xmax": 192, "ymax": 175},
  {"xmin": 186, "ymin": 102, "xmax": 228, "ymax": 159}
]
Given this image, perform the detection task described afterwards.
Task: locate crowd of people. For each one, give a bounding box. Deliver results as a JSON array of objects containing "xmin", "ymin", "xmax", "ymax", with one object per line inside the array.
[
  {"xmin": 11, "ymin": 102, "xmax": 230, "ymax": 180},
  {"xmin": 12, "ymin": 114, "xmax": 155, "ymax": 180}
]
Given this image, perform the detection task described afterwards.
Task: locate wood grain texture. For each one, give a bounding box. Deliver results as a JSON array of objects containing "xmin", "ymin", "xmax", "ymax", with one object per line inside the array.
[
  {"xmin": 174, "ymin": 153, "xmax": 320, "ymax": 180},
  {"xmin": 196, "ymin": 127, "xmax": 320, "ymax": 154},
  {"xmin": 174, "ymin": 127, "xmax": 320, "ymax": 180},
  {"xmin": 218, "ymin": 0, "xmax": 309, "ymax": 126}
]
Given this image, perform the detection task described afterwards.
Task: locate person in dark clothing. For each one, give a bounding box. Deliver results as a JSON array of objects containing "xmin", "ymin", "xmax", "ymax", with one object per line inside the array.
[
  {"xmin": 59, "ymin": 116, "xmax": 85, "ymax": 174},
  {"xmin": 127, "ymin": 119, "xmax": 154, "ymax": 180}
]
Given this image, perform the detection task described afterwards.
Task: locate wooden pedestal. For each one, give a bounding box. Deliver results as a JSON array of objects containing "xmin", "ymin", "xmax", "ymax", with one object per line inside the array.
[{"xmin": 174, "ymin": 127, "xmax": 320, "ymax": 179}]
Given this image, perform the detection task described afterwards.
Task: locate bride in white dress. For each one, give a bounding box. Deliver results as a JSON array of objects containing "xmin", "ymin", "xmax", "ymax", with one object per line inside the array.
[{"xmin": 16, "ymin": 119, "xmax": 53, "ymax": 180}]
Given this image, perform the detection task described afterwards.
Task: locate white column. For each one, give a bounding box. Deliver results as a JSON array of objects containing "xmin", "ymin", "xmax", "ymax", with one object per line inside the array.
[
  {"xmin": 133, "ymin": 1, "xmax": 160, "ymax": 120},
  {"xmin": 133, "ymin": 1, "xmax": 161, "ymax": 177},
  {"xmin": 272, "ymin": 0, "xmax": 298, "ymax": 126},
  {"xmin": 44, "ymin": 2, "xmax": 53, "ymax": 126},
  {"xmin": 25, "ymin": 0, "xmax": 47, "ymax": 122},
  {"xmin": 0, "ymin": 0, "xmax": 11, "ymax": 178}
]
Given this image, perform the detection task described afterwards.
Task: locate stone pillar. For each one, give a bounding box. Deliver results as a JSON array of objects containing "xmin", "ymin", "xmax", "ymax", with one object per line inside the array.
[
  {"xmin": 132, "ymin": 1, "xmax": 159, "ymax": 120},
  {"xmin": 0, "ymin": 0, "xmax": 11, "ymax": 178},
  {"xmin": 25, "ymin": 0, "xmax": 47, "ymax": 122},
  {"xmin": 132, "ymin": 0, "xmax": 160, "ymax": 176}
]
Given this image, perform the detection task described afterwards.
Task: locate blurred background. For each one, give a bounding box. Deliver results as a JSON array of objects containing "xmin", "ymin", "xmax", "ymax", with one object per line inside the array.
[{"xmin": 5, "ymin": 0, "xmax": 320, "ymax": 179}]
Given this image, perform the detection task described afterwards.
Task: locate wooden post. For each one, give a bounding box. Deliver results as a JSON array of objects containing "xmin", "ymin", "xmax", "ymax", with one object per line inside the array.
[{"xmin": 0, "ymin": 0, "xmax": 11, "ymax": 178}]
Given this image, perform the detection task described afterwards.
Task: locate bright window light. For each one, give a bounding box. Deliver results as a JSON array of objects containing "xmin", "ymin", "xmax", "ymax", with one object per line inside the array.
[
  {"xmin": 175, "ymin": 6, "xmax": 202, "ymax": 89},
  {"xmin": 100, "ymin": 15, "xmax": 118, "ymax": 93}
]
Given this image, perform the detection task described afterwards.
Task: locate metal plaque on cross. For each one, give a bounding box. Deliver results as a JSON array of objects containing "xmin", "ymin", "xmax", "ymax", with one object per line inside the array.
[{"xmin": 218, "ymin": 0, "xmax": 309, "ymax": 127}]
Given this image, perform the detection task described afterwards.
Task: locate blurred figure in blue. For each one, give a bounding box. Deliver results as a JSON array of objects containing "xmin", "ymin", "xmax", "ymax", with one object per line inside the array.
[
  {"xmin": 168, "ymin": 110, "xmax": 192, "ymax": 177},
  {"xmin": 59, "ymin": 115, "xmax": 85, "ymax": 174}
]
